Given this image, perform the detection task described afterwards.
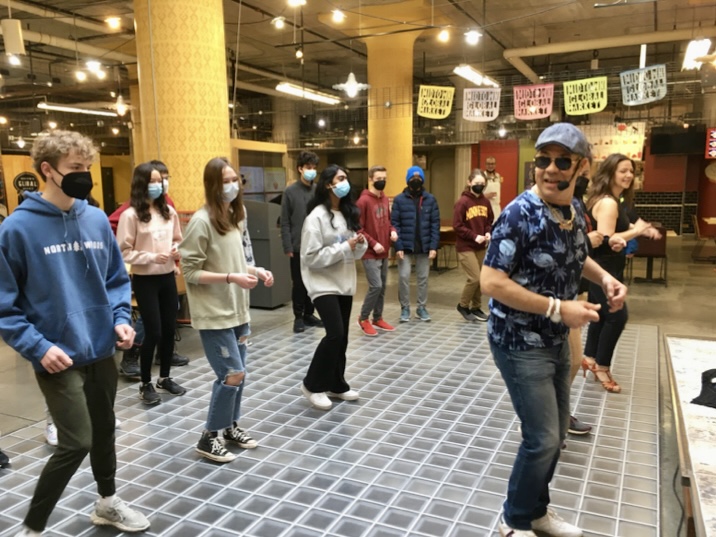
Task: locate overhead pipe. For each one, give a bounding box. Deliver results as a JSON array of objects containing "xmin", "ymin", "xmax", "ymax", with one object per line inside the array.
[{"xmin": 504, "ymin": 27, "xmax": 716, "ymax": 83}]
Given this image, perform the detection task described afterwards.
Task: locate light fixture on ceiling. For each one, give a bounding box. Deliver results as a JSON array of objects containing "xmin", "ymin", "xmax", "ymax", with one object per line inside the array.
[
  {"xmin": 7, "ymin": 54, "xmax": 21, "ymax": 66},
  {"xmin": 352, "ymin": 135, "xmax": 360, "ymax": 145},
  {"xmin": 275, "ymin": 82, "xmax": 341, "ymax": 105},
  {"xmin": 105, "ymin": 17, "xmax": 122, "ymax": 30},
  {"xmin": 438, "ymin": 29, "xmax": 450, "ymax": 43},
  {"xmin": 317, "ymin": 118, "xmax": 326, "ymax": 127},
  {"xmin": 115, "ymin": 94, "xmax": 128, "ymax": 116},
  {"xmin": 295, "ymin": 46, "xmax": 304, "ymax": 59},
  {"xmin": 272, "ymin": 16, "xmax": 286, "ymax": 29},
  {"xmin": 111, "ymin": 127, "xmax": 120, "ymax": 135},
  {"xmin": 37, "ymin": 102, "xmax": 118, "ymax": 117},
  {"xmin": 594, "ymin": 0, "xmax": 656, "ymax": 7},
  {"xmin": 15, "ymin": 135, "xmax": 25, "ymax": 148},
  {"xmin": 498, "ymin": 126, "xmax": 507, "ymax": 138},
  {"xmin": 48, "ymin": 121, "xmax": 57, "ymax": 129},
  {"xmin": 0, "ymin": 116, "xmax": 7, "ymax": 124},
  {"xmin": 464, "ymin": 30, "xmax": 481, "ymax": 46},
  {"xmin": 453, "ymin": 64, "xmax": 499, "ymax": 87},
  {"xmin": 86, "ymin": 60, "xmax": 101, "ymax": 72},
  {"xmin": 75, "ymin": 70, "xmax": 87, "ymax": 82},
  {"xmin": 1, "ymin": 18, "xmax": 26, "ymax": 57},
  {"xmin": 332, "ymin": 10, "xmax": 346, "ymax": 23},
  {"xmin": 332, "ymin": 72, "xmax": 370, "ymax": 98},
  {"xmin": 682, "ymin": 39, "xmax": 712, "ymax": 70},
  {"xmin": 287, "ymin": 0, "xmax": 306, "ymax": 6}
]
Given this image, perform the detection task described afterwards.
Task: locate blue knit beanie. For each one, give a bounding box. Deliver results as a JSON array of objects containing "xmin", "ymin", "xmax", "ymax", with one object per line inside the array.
[{"xmin": 406, "ymin": 166, "xmax": 425, "ymax": 183}]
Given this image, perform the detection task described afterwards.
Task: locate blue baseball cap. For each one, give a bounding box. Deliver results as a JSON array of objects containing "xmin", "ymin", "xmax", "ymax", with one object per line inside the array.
[{"xmin": 535, "ymin": 123, "xmax": 590, "ymax": 157}]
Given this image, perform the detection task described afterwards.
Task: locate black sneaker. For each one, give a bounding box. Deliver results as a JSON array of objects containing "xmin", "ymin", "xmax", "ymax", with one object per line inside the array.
[
  {"xmin": 293, "ymin": 318, "xmax": 305, "ymax": 333},
  {"xmin": 303, "ymin": 314, "xmax": 323, "ymax": 328},
  {"xmin": 196, "ymin": 431, "xmax": 236, "ymax": 463},
  {"xmin": 119, "ymin": 348, "xmax": 140, "ymax": 379},
  {"xmin": 0, "ymin": 448, "xmax": 9, "ymax": 468},
  {"xmin": 457, "ymin": 304, "xmax": 477, "ymax": 322},
  {"xmin": 139, "ymin": 382, "xmax": 161, "ymax": 405},
  {"xmin": 154, "ymin": 352, "xmax": 190, "ymax": 367},
  {"xmin": 156, "ymin": 377, "xmax": 187, "ymax": 396},
  {"xmin": 223, "ymin": 423, "xmax": 258, "ymax": 449},
  {"xmin": 471, "ymin": 308, "xmax": 489, "ymax": 322}
]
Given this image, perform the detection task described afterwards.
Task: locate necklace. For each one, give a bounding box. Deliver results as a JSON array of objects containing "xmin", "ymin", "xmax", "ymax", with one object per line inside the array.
[{"xmin": 545, "ymin": 202, "xmax": 575, "ymax": 230}]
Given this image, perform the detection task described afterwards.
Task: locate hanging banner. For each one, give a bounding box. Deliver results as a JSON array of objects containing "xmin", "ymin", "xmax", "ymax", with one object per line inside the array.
[
  {"xmin": 579, "ymin": 122, "xmax": 646, "ymax": 162},
  {"xmin": 706, "ymin": 128, "xmax": 716, "ymax": 159},
  {"xmin": 462, "ymin": 88, "xmax": 501, "ymax": 122},
  {"xmin": 619, "ymin": 64, "xmax": 667, "ymax": 106},
  {"xmin": 417, "ymin": 85, "xmax": 455, "ymax": 119},
  {"xmin": 563, "ymin": 76, "xmax": 608, "ymax": 115},
  {"xmin": 513, "ymin": 84, "xmax": 554, "ymax": 120}
]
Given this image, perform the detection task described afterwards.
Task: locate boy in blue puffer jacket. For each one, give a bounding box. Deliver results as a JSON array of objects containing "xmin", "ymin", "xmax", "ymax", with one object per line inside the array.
[{"xmin": 391, "ymin": 166, "xmax": 441, "ymax": 322}]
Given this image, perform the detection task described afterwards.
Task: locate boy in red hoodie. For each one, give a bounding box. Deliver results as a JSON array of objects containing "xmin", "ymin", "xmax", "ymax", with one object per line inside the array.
[
  {"xmin": 356, "ymin": 166, "xmax": 398, "ymax": 336},
  {"xmin": 453, "ymin": 168, "xmax": 494, "ymax": 322}
]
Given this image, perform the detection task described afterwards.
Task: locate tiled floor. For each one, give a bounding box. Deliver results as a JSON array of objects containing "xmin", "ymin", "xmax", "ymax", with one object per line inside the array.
[{"xmin": 0, "ymin": 304, "xmax": 660, "ymax": 537}]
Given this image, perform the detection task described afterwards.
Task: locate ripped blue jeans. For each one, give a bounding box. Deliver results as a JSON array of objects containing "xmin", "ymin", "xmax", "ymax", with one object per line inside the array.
[{"xmin": 199, "ymin": 324, "xmax": 250, "ymax": 432}]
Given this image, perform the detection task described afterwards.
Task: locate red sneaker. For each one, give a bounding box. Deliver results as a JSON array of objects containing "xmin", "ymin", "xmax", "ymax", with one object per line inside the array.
[
  {"xmin": 358, "ymin": 318, "xmax": 378, "ymax": 336},
  {"xmin": 371, "ymin": 318, "xmax": 396, "ymax": 332}
]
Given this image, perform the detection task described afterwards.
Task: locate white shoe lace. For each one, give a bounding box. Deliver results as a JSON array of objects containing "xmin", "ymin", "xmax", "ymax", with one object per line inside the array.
[{"xmin": 211, "ymin": 437, "xmax": 228, "ymax": 455}]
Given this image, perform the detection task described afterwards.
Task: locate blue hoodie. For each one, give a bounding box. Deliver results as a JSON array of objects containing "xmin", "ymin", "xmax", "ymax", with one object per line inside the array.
[{"xmin": 0, "ymin": 192, "xmax": 132, "ymax": 372}]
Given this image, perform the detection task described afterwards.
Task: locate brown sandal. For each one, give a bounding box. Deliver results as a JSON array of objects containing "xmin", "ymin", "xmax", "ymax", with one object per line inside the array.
[
  {"xmin": 581, "ymin": 358, "xmax": 597, "ymax": 378},
  {"xmin": 595, "ymin": 368, "xmax": 621, "ymax": 393}
]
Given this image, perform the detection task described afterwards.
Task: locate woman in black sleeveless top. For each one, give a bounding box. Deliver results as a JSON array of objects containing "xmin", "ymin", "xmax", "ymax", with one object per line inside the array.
[{"xmin": 582, "ymin": 154, "xmax": 659, "ymax": 393}]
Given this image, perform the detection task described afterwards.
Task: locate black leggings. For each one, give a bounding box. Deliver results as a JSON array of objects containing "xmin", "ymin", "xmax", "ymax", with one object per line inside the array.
[
  {"xmin": 584, "ymin": 281, "xmax": 628, "ymax": 368},
  {"xmin": 303, "ymin": 295, "xmax": 352, "ymax": 393},
  {"xmin": 132, "ymin": 273, "xmax": 177, "ymax": 383}
]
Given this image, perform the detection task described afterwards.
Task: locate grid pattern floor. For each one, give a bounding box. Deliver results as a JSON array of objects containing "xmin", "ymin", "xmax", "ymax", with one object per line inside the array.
[{"xmin": 0, "ymin": 309, "xmax": 660, "ymax": 537}]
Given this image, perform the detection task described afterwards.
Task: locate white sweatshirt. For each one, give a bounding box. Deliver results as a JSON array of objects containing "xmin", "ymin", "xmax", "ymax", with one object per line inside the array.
[{"xmin": 300, "ymin": 205, "xmax": 367, "ymax": 300}]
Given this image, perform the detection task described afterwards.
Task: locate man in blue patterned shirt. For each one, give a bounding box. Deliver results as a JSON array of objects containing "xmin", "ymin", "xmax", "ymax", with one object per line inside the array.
[{"xmin": 480, "ymin": 123, "xmax": 627, "ymax": 537}]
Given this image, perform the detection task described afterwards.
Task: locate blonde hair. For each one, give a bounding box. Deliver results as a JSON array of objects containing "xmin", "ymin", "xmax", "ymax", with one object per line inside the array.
[{"xmin": 31, "ymin": 130, "xmax": 97, "ymax": 180}]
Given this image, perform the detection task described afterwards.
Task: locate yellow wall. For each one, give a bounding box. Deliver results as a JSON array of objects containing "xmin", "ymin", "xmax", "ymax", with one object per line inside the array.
[
  {"xmin": 1, "ymin": 154, "xmax": 107, "ymax": 214},
  {"xmin": 102, "ymin": 155, "xmax": 133, "ymax": 206}
]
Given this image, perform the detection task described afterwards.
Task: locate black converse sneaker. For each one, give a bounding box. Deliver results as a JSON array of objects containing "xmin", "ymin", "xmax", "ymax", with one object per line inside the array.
[
  {"xmin": 196, "ymin": 431, "xmax": 236, "ymax": 463},
  {"xmin": 223, "ymin": 423, "xmax": 258, "ymax": 449}
]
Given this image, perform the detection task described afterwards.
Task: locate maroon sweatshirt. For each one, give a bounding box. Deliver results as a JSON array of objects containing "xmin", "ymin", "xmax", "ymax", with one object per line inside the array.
[
  {"xmin": 452, "ymin": 190, "xmax": 494, "ymax": 253},
  {"xmin": 357, "ymin": 189, "xmax": 396, "ymax": 260}
]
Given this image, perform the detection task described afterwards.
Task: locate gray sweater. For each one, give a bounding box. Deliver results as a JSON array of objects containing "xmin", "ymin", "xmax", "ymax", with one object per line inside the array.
[{"xmin": 280, "ymin": 181, "xmax": 315, "ymax": 253}]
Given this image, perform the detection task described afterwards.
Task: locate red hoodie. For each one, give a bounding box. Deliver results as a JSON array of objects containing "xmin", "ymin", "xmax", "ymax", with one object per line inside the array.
[
  {"xmin": 109, "ymin": 195, "xmax": 176, "ymax": 235},
  {"xmin": 357, "ymin": 189, "xmax": 396, "ymax": 260},
  {"xmin": 453, "ymin": 190, "xmax": 494, "ymax": 253}
]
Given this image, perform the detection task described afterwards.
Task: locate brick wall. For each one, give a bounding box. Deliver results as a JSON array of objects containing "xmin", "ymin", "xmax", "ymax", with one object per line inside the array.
[{"xmin": 634, "ymin": 191, "xmax": 698, "ymax": 234}]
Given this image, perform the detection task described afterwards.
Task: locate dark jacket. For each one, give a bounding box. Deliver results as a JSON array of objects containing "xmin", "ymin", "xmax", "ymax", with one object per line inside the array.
[
  {"xmin": 391, "ymin": 187, "xmax": 440, "ymax": 253},
  {"xmin": 452, "ymin": 190, "xmax": 494, "ymax": 253},
  {"xmin": 356, "ymin": 189, "xmax": 396, "ymax": 260},
  {"xmin": 280, "ymin": 181, "xmax": 315, "ymax": 254}
]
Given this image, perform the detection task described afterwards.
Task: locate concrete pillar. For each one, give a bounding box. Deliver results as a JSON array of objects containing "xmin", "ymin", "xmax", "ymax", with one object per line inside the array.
[
  {"xmin": 127, "ymin": 65, "xmax": 143, "ymax": 167},
  {"xmin": 134, "ymin": 0, "xmax": 230, "ymax": 211}
]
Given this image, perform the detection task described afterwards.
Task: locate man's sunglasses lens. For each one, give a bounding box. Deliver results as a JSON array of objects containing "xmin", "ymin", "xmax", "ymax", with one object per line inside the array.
[{"xmin": 535, "ymin": 156, "xmax": 573, "ymax": 170}]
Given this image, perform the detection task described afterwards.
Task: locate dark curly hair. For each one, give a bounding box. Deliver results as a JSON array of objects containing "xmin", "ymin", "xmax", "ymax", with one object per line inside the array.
[
  {"xmin": 307, "ymin": 164, "xmax": 360, "ymax": 231},
  {"xmin": 130, "ymin": 162, "xmax": 170, "ymax": 223}
]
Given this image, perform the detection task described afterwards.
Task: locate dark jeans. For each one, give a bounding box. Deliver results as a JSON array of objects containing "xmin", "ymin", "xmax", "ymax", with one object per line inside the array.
[
  {"xmin": 27, "ymin": 356, "xmax": 118, "ymax": 531},
  {"xmin": 584, "ymin": 281, "xmax": 629, "ymax": 368},
  {"xmin": 490, "ymin": 341, "xmax": 571, "ymax": 530},
  {"xmin": 290, "ymin": 254, "xmax": 314, "ymax": 319},
  {"xmin": 132, "ymin": 273, "xmax": 177, "ymax": 383},
  {"xmin": 303, "ymin": 295, "xmax": 352, "ymax": 393}
]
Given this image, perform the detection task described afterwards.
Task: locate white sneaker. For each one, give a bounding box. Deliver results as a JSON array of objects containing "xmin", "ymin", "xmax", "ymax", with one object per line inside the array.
[
  {"xmin": 326, "ymin": 390, "xmax": 360, "ymax": 401},
  {"xmin": 498, "ymin": 518, "xmax": 537, "ymax": 537},
  {"xmin": 300, "ymin": 384, "xmax": 332, "ymax": 410},
  {"xmin": 45, "ymin": 422, "xmax": 58, "ymax": 446},
  {"xmin": 90, "ymin": 496, "xmax": 150, "ymax": 532},
  {"xmin": 531, "ymin": 508, "xmax": 583, "ymax": 537}
]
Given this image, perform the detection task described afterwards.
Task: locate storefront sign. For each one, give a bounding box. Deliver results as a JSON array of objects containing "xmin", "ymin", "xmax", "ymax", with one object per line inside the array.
[
  {"xmin": 417, "ymin": 85, "xmax": 455, "ymax": 119},
  {"xmin": 706, "ymin": 128, "xmax": 716, "ymax": 160},
  {"xmin": 619, "ymin": 64, "xmax": 667, "ymax": 106},
  {"xmin": 563, "ymin": 76, "xmax": 608, "ymax": 115},
  {"xmin": 13, "ymin": 172, "xmax": 39, "ymax": 193},
  {"xmin": 513, "ymin": 84, "xmax": 554, "ymax": 120},
  {"xmin": 462, "ymin": 88, "xmax": 501, "ymax": 122}
]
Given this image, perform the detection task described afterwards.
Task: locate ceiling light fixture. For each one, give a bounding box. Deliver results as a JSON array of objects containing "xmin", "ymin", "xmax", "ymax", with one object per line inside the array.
[
  {"xmin": 105, "ymin": 17, "xmax": 122, "ymax": 30},
  {"xmin": 332, "ymin": 72, "xmax": 370, "ymax": 98},
  {"xmin": 75, "ymin": 70, "xmax": 87, "ymax": 82},
  {"xmin": 453, "ymin": 64, "xmax": 499, "ymax": 87},
  {"xmin": 287, "ymin": 0, "xmax": 306, "ymax": 6},
  {"xmin": 37, "ymin": 102, "xmax": 118, "ymax": 117},
  {"xmin": 15, "ymin": 135, "xmax": 25, "ymax": 148},
  {"xmin": 115, "ymin": 94, "xmax": 128, "ymax": 116},
  {"xmin": 111, "ymin": 127, "xmax": 120, "ymax": 135},
  {"xmin": 332, "ymin": 10, "xmax": 346, "ymax": 23},
  {"xmin": 498, "ymin": 126, "xmax": 507, "ymax": 138},
  {"xmin": 86, "ymin": 60, "xmax": 101, "ymax": 72},
  {"xmin": 272, "ymin": 16, "xmax": 286, "ymax": 29},
  {"xmin": 8, "ymin": 54, "xmax": 21, "ymax": 66},
  {"xmin": 682, "ymin": 39, "xmax": 712, "ymax": 70},
  {"xmin": 295, "ymin": 46, "xmax": 304, "ymax": 59},
  {"xmin": 318, "ymin": 118, "xmax": 326, "ymax": 127},
  {"xmin": 48, "ymin": 121, "xmax": 57, "ymax": 129},
  {"xmin": 353, "ymin": 135, "xmax": 360, "ymax": 145},
  {"xmin": 438, "ymin": 29, "xmax": 450, "ymax": 43},
  {"xmin": 464, "ymin": 30, "xmax": 481, "ymax": 46},
  {"xmin": 0, "ymin": 116, "xmax": 7, "ymax": 124},
  {"xmin": 275, "ymin": 82, "xmax": 341, "ymax": 105}
]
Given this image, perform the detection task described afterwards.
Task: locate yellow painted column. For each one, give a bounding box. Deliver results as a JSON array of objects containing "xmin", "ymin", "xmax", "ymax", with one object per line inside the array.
[
  {"xmin": 365, "ymin": 32, "xmax": 418, "ymax": 199},
  {"xmin": 127, "ymin": 65, "xmax": 143, "ymax": 167},
  {"xmin": 134, "ymin": 0, "xmax": 230, "ymax": 211}
]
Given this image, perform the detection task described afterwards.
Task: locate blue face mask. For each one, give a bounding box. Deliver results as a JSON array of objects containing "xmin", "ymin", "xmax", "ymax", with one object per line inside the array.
[
  {"xmin": 148, "ymin": 183, "xmax": 164, "ymax": 200},
  {"xmin": 303, "ymin": 169, "xmax": 317, "ymax": 182},
  {"xmin": 332, "ymin": 180, "xmax": 351, "ymax": 199}
]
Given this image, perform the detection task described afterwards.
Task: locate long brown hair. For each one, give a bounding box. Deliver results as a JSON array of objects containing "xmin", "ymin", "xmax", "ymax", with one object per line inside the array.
[
  {"xmin": 130, "ymin": 162, "xmax": 170, "ymax": 223},
  {"xmin": 586, "ymin": 153, "xmax": 635, "ymax": 210},
  {"xmin": 203, "ymin": 157, "xmax": 244, "ymax": 235}
]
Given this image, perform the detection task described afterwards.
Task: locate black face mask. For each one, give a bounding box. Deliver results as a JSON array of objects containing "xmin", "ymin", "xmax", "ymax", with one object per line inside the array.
[
  {"xmin": 409, "ymin": 179, "xmax": 423, "ymax": 192},
  {"xmin": 471, "ymin": 184, "xmax": 485, "ymax": 195},
  {"xmin": 573, "ymin": 176, "xmax": 589, "ymax": 199},
  {"xmin": 373, "ymin": 180, "xmax": 386, "ymax": 191},
  {"xmin": 51, "ymin": 166, "xmax": 94, "ymax": 200}
]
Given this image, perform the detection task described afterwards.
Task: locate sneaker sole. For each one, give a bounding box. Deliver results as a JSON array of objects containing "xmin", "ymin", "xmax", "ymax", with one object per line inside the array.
[
  {"xmin": 155, "ymin": 385, "xmax": 187, "ymax": 396},
  {"xmin": 225, "ymin": 438, "xmax": 259, "ymax": 449},
  {"xmin": 90, "ymin": 512, "xmax": 150, "ymax": 532},
  {"xmin": 300, "ymin": 384, "xmax": 332, "ymax": 410},
  {"xmin": 195, "ymin": 447, "xmax": 236, "ymax": 463},
  {"xmin": 568, "ymin": 428, "xmax": 592, "ymax": 436},
  {"xmin": 416, "ymin": 317, "xmax": 431, "ymax": 321},
  {"xmin": 138, "ymin": 394, "xmax": 161, "ymax": 405},
  {"xmin": 119, "ymin": 369, "xmax": 141, "ymax": 379},
  {"xmin": 358, "ymin": 323, "xmax": 378, "ymax": 337},
  {"xmin": 326, "ymin": 391, "xmax": 360, "ymax": 401},
  {"xmin": 399, "ymin": 318, "xmax": 410, "ymax": 323},
  {"xmin": 372, "ymin": 324, "xmax": 396, "ymax": 332}
]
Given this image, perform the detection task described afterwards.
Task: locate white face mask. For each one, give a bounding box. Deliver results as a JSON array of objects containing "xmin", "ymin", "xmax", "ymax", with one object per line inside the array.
[
  {"xmin": 162, "ymin": 179, "xmax": 169, "ymax": 194},
  {"xmin": 222, "ymin": 181, "xmax": 240, "ymax": 203}
]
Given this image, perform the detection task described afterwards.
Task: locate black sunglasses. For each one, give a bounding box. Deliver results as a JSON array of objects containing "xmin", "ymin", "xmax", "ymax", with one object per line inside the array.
[{"xmin": 534, "ymin": 156, "xmax": 577, "ymax": 171}]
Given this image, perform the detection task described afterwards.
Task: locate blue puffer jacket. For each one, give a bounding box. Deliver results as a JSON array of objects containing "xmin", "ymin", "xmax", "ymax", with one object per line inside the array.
[{"xmin": 391, "ymin": 188, "xmax": 441, "ymax": 253}]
